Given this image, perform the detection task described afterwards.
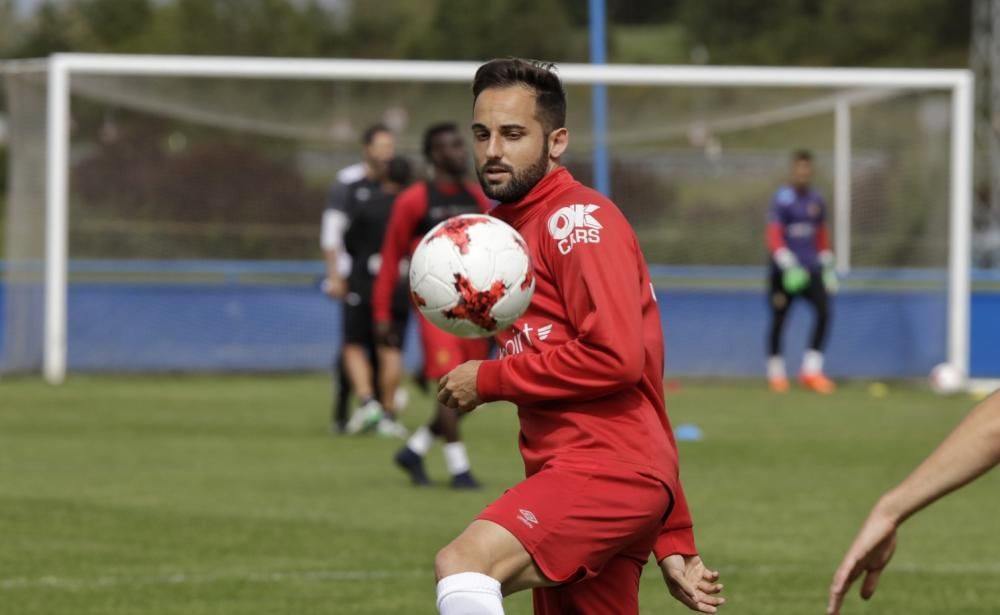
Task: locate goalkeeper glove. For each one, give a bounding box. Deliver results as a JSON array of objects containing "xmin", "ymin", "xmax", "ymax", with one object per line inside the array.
[
  {"xmin": 782, "ymin": 267, "xmax": 810, "ymax": 294},
  {"xmin": 819, "ymin": 251, "xmax": 839, "ymax": 294},
  {"xmin": 774, "ymin": 247, "xmax": 809, "ymax": 293}
]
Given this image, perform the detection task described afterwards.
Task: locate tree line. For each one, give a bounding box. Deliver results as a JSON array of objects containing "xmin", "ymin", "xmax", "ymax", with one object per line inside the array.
[{"xmin": 1, "ymin": 0, "xmax": 972, "ymax": 67}]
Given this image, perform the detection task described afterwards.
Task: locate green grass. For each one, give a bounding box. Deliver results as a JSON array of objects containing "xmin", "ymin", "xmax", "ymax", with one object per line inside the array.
[{"xmin": 1, "ymin": 376, "xmax": 998, "ymax": 614}]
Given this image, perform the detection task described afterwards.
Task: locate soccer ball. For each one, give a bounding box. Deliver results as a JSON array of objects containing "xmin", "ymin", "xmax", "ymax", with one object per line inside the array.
[
  {"xmin": 409, "ymin": 214, "xmax": 534, "ymax": 338},
  {"xmin": 928, "ymin": 362, "xmax": 964, "ymax": 395}
]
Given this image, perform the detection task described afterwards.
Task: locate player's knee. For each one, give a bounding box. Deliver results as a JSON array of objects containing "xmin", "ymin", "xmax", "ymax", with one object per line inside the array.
[{"xmin": 435, "ymin": 541, "xmax": 484, "ymax": 581}]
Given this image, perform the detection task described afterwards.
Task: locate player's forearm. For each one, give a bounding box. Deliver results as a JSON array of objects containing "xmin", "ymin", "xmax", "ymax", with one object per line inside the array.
[
  {"xmin": 816, "ymin": 224, "xmax": 832, "ymax": 253},
  {"xmin": 477, "ymin": 337, "xmax": 644, "ymax": 405},
  {"xmin": 323, "ymin": 249, "xmax": 343, "ymax": 281},
  {"xmin": 767, "ymin": 223, "xmax": 787, "ymax": 255},
  {"xmin": 877, "ymin": 392, "xmax": 1000, "ymax": 526},
  {"xmin": 371, "ymin": 252, "xmax": 400, "ymax": 323},
  {"xmin": 654, "ymin": 525, "xmax": 697, "ymax": 562},
  {"xmin": 374, "ymin": 196, "xmax": 417, "ymax": 322},
  {"xmin": 654, "ymin": 482, "xmax": 697, "ymax": 561}
]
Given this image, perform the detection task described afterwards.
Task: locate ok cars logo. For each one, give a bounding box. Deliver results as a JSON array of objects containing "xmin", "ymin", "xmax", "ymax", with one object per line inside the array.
[{"xmin": 547, "ymin": 204, "xmax": 602, "ymax": 255}]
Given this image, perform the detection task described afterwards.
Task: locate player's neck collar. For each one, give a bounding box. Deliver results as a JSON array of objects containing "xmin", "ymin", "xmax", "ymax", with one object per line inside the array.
[{"xmin": 493, "ymin": 167, "xmax": 575, "ymax": 223}]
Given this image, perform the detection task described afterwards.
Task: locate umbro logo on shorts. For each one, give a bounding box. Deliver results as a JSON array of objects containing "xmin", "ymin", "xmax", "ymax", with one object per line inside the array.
[{"xmin": 517, "ymin": 509, "xmax": 538, "ymax": 529}]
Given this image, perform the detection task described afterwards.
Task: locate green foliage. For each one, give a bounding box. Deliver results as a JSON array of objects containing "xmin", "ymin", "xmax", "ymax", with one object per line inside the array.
[
  {"xmin": 6, "ymin": 1, "xmax": 89, "ymax": 57},
  {"xmin": 414, "ymin": 0, "xmax": 582, "ymax": 62},
  {"xmin": 77, "ymin": 0, "xmax": 153, "ymax": 50},
  {"xmin": 131, "ymin": 0, "xmax": 342, "ymax": 57},
  {"xmin": 0, "ymin": 0, "xmax": 970, "ymax": 66},
  {"xmin": 679, "ymin": 0, "xmax": 972, "ymax": 67},
  {"xmin": 1, "ymin": 376, "xmax": 998, "ymax": 614},
  {"xmin": 609, "ymin": 23, "xmax": 688, "ymax": 64}
]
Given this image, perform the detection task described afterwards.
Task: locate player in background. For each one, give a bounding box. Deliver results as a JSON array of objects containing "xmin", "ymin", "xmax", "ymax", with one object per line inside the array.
[
  {"xmin": 433, "ymin": 59, "xmax": 723, "ymax": 615},
  {"xmin": 827, "ymin": 391, "xmax": 1000, "ymax": 614},
  {"xmin": 373, "ymin": 122, "xmax": 492, "ymax": 489},
  {"xmin": 766, "ymin": 149, "xmax": 839, "ymax": 394},
  {"xmin": 341, "ymin": 155, "xmax": 414, "ymax": 437},
  {"xmin": 321, "ymin": 124, "xmax": 407, "ymax": 436}
]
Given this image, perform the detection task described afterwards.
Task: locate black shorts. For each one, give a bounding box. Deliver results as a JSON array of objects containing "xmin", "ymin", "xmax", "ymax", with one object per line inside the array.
[{"xmin": 342, "ymin": 294, "xmax": 409, "ymax": 350}]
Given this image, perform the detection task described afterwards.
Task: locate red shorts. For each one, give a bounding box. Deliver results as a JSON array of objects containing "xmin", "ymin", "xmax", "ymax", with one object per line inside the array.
[
  {"xmin": 477, "ymin": 462, "xmax": 672, "ymax": 615},
  {"xmin": 418, "ymin": 316, "xmax": 490, "ymax": 379}
]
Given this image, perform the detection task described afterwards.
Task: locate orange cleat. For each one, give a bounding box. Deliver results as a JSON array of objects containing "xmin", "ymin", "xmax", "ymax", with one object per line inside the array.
[
  {"xmin": 769, "ymin": 376, "xmax": 789, "ymax": 393},
  {"xmin": 799, "ymin": 373, "xmax": 836, "ymax": 394}
]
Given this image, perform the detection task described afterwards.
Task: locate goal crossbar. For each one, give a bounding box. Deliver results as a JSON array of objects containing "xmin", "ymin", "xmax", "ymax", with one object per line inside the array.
[{"xmin": 26, "ymin": 54, "xmax": 973, "ymax": 384}]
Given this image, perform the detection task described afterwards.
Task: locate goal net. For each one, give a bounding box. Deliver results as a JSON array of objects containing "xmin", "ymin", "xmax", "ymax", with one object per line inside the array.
[{"xmin": 0, "ymin": 56, "xmax": 975, "ymax": 382}]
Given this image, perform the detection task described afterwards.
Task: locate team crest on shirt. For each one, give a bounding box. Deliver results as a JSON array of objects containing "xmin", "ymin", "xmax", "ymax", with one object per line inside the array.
[
  {"xmin": 808, "ymin": 202, "xmax": 821, "ymax": 218},
  {"xmin": 548, "ymin": 204, "xmax": 602, "ymax": 255},
  {"xmin": 777, "ymin": 187, "xmax": 795, "ymax": 206}
]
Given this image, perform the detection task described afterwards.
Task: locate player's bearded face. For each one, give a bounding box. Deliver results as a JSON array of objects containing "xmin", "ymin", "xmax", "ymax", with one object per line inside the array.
[
  {"xmin": 472, "ymin": 86, "xmax": 554, "ymax": 204},
  {"xmin": 476, "ymin": 140, "xmax": 548, "ymax": 203}
]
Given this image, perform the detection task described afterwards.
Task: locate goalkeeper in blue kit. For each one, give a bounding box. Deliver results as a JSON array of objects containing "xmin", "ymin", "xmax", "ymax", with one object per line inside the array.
[{"xmin": 766, "ymin": 150, "xmax": 838, "ymax": 394}]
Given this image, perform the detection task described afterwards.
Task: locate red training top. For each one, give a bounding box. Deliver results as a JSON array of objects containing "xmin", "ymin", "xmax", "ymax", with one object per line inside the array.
[
  {"xmin": 479, "ymin": 167, "xmax": 697, "ymax": 560},
  {"xmin": 372, "ymin": 180, "xmax": 491, "ymax": 323}
]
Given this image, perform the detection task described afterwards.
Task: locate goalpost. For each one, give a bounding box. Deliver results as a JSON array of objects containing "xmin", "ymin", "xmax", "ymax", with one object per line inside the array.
[{"xmin": 0, "ymin": 54, "xmax": 975, "ymax": 384}]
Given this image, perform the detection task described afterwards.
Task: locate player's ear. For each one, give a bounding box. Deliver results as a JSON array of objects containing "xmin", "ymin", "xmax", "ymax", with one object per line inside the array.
[{"xmin": 548, "ymin": 127, "xmax": 569, "ymax": 161}]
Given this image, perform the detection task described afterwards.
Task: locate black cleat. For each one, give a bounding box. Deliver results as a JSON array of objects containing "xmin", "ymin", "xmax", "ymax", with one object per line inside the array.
[
  {"xmin": 450, "ymin": 470, "xmax": 481, "ymax": 490},
  {"xmin": 394, "ymin": 447, "xmax": 430, "ymax": 486}
]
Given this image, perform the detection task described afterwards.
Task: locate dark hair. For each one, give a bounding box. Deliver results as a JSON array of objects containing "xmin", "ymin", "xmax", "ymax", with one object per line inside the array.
[
  {"xmin": 386, "ymin": 156, "xmax": 412, "ymax": 186},
  {"xmin": 422, "ymin": 122, "xmax": 460, "ymax": 159},
  {"xmin": 472, "ymin": 58, "xmax": 566, "ymax": 134},
  {"xmin": 361, "ymin": 123, "xmax": 392, "ymax": 146},
  {"xmin": 792, "ymin": 149, "xmax": 813, "ymax": 163}
]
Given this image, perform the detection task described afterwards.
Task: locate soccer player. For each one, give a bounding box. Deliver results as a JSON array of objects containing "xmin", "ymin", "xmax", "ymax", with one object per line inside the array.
[
  {"xmin": 432, "ymin": 59, "xmax": 723, "ymax": 615},
  {"xmin": 373, "ymin": 122, "xmax": 492, "ymax": 489},
  {"xmin": 322, "ymin": 124, "xmax": 408, "ymax": 436},
  {"xmin": 827, "ymin": 391, "xmax": 1000, "ymax": 614},
  {"xmin": 343, "ymin": 155, "xmax": 414, "ymax": 437},
  {"xmin": 766, "ymin": 149, "xmax": 838, "ymax": 394}
]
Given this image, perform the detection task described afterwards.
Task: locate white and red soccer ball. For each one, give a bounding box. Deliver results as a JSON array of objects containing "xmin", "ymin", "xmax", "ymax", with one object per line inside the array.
[{"xmin": 409, "ymin": 214, "xmax": 535, "ymax": 338}]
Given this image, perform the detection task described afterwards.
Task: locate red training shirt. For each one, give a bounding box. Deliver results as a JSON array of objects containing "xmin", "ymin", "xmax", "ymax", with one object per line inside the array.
[{"xmin": 479, "ymin": 167, "xmax": 697, "ymax": 560}]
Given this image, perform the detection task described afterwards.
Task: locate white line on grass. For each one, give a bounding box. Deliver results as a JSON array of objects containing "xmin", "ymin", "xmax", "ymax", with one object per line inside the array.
[
  {"xmin": 4, "ymin": 562, "xmax": 1000, "ymax": 592},
  {"xmin": 0, "ymin": 568, "xmax": 428, "ymax": 591},
  {"xmin": 708, "ymin": 562, "xmax": 1000, "ymax": 576}
]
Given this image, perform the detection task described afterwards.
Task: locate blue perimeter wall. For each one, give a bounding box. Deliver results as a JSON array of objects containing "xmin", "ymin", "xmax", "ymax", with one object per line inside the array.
[{"xmin": 1, "ymin": 262, "xmax": 997, "ymax": 378}]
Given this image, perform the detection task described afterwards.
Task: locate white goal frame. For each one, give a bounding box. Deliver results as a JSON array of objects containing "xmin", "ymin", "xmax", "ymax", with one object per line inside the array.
[{"xmin": 33, "ymin": 53, "xmax": 973, "ymax": 384}]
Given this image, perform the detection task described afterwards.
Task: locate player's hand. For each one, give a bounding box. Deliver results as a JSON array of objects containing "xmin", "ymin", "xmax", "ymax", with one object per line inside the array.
[
  {"xmin": 782, "ymin": 266, "xmax": 809, "ymax": 294},
  {"xmin": 322, "ymin": 276, "xmax": 347, "ymax": 299},
  {"xmin": 827, "ymin": 506, "xmax": 898, "ymax": 615},
  {"xmin": 660, "ymin": 554, "xmax": 725, "ymax": 613},
  {"xmin": 438, "ymin": 361, "xmax": 483, "ymax": 412},
  {"xmin": 823, "ymin": 267, "xmax": 839, "ymax": 294}
]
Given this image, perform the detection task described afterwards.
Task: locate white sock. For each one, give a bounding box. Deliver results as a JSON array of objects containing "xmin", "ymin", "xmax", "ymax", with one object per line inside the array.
[
  {"xmin": 437, "ymin": 572, "xmax": 504, "ymax": 615},
  {"xmin": 767, "ymin": 355, "xmax": 786, "ymax": 379},
  {"xmin": 407, "ymin": 426, "xmax": 434, "ymax": 457},
  {"xmin": 443, "ymin": 442, "xmax": 471, "ymax": 476},
  {"xmin": 802, "ymin": 350, "xmax": 824, "ymax": 375}
]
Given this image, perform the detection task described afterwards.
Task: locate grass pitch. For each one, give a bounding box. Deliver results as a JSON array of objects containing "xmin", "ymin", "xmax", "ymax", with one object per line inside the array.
[{"xmin": 1, "ymin": 375, "xmax": 997, "ymax": 614}]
